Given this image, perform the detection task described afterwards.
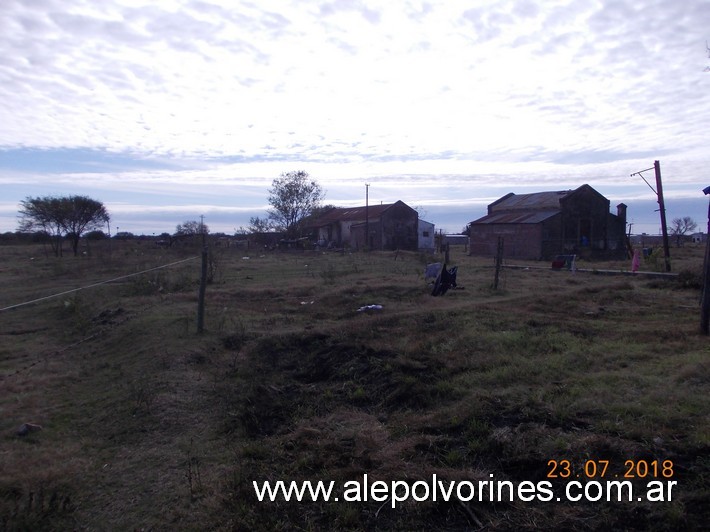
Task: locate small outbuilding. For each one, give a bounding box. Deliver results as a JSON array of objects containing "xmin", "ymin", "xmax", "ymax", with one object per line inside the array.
[
  {"xmin": 469, "ymin": 184, "xmax": 628, "ymax": 260},
  {"xmin": 418, "ymin": 220, "xmax": 435, "ymax": 252}
]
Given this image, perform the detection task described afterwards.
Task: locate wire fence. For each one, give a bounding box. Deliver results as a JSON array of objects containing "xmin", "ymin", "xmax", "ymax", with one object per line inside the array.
[
  {"xmin": 0, "ymin": 250, "xmax": 430, "ymax": 381},
  {"xmin": 0, "ymin": 256, "xmax": 199, "ymax": 313},
  {"xmin": 0, "ymin": 294, "xmax": 183, "ymax": 382}
]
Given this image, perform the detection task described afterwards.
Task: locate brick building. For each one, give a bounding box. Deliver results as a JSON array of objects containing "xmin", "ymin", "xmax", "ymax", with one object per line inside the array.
[
  {"xmin": 307, "ymin": 200, "xmax": 419, "ymax": 251},
  {"xmin": 469, "ymin": 184, "xmax": 628, "ymax": 260}
]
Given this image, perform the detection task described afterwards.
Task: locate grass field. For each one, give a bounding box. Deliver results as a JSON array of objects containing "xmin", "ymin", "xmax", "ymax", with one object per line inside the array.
[{"xmin": 1, "ymin": 240, "xmax": 708, "ymax": 530}]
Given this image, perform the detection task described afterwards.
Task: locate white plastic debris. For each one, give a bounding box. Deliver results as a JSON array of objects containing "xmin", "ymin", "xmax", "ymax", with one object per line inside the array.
[{"xmin": 356, "ymin": 304, "xmax": 383, "ymax": 312}]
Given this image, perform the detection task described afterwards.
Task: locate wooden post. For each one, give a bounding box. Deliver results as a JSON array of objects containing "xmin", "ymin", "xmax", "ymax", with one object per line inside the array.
[
  {"xmin": 197, "ymin": 216, "xmax": 207, "ymax": 334},
  {"xmin": 106, "ymin": 220, "xmax": 112, "ymax": 261},
  {"xmin": 365, "ymin": 184, "xmax": 369, "ymax": 252},
  {"xmin": 654, "ymin": 161, "xmax": 671, "ymax": 272},
  {"xmin": 444, "ymin": 242, "xmax": 450, "ymax": 264},
  {"xmin": 197, "ymin": 248, "xmax": 207, "ymax": 334},
  {"xmin": 494, "ymin": 236, "xmax": 504, "ymax": 289}
]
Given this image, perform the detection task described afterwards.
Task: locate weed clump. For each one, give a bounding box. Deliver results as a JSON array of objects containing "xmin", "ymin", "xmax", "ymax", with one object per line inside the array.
[{"xmin": 675, "ymin": 268, "xmax": 703, "ymax": 289}]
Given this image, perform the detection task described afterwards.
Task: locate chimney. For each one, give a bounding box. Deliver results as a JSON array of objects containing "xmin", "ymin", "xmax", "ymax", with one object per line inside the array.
[{"xmin": 616, "ymin": 203, "xmax": 627, "ymax": 224}]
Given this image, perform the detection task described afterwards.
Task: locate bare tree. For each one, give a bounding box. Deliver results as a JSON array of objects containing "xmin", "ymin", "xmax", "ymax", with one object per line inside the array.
[
  {"xmin": 670, "ymin": 216, "xmax": 698, "ymax": 246},
  {"xmin": 413, "ymin": 205, "xmax": 428, "ymax": 220},
  {"xmin": 267, "ymin": 171, "xmax": 324, "ymax": 238}
]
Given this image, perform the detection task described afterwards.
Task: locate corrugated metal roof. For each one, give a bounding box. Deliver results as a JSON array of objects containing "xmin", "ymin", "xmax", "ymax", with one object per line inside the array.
[
  {"xmin": 472, "ymin": 210, "xmax": 560, "ymax": 224},
  {"xmin": 491, "ymin": 190, "xmax": 573, "ymax": 212},
  {"xmin": 309, "ymin": 203, "xmax": 395, "ymax": 226}
]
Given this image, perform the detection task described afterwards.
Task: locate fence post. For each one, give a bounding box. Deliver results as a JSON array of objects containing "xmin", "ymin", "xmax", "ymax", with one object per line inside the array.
[
  {"xmin": 494, "ymin": 236, "xmax": 504, "ymax": 290},
  {"xmin": 701, "ymin": 238, "xmax": 710, "ymax": 335},
  {"xmin": 197, "ymin": 248, "xmax": 207, "ymax": 334},
  {"xmin": 701, "ymin": 198, "xmax": 710, "ymax": 334}
]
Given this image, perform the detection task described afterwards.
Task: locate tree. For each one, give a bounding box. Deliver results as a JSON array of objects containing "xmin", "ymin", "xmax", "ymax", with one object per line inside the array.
[
  {"xmin": 267, "ymin": 171, "xmax": 324, "ymax": 237},
  {"xmin": 85, "ymin": 230, "xmax": 108, "ymax": 240},
  {"xmin": 248, "ymin": 216, "xmax": 276, "ymax": 233},
  {"xmin": 18, "ymin": 196, "xmax": 65, "ymax": 256},
  {"xmin": 413, "ymin": 205, "xmax": 428, "ymax": 220},
  {"xmin": 18, "ymin": 195, "xmax": 110, "ymax": 256},
  {"xmin": 175, "ymin": 220, "xmax": 209, "ymax": 236},
  {"xmin": 670, "ymin": 216, "xmax": 698, "ymax": 246},
  {"xmin": 63, "ymin": 196, "xmax": 111, "ymax": 256}
]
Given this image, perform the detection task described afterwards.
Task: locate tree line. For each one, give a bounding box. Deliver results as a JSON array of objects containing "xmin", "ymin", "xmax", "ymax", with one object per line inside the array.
[{"xmin": 14, "ymin": 171, "xmax": 327, "ymax": 255}]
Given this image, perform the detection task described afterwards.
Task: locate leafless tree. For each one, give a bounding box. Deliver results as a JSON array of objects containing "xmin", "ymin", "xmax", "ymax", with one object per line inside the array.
[{"xmin": 670, "ymin": 216, "xmax": 698, "ymax": 246}]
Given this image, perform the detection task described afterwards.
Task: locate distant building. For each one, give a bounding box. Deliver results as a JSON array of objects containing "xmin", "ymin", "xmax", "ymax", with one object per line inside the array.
[
  {"xmin": 630, "ymin": 234, "xmax": 664, "ymax": 247},
  {"xmin": 443, "ymin": 234, "xmax": 468, "ymax": 246},
  {"xmin": 469, "ymin": 184, "xmax": 627, "ymax": 260},
  {"xmin": 307, "ymin": 200, "xmax": 419, "ymax": 251}
]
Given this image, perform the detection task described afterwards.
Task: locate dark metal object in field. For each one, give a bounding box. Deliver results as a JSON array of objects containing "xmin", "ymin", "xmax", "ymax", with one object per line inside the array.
[
  {"xmin": 16, "ymin": 423, "xmax": 43, "ymax": 437},
  {"xmin": 431, "ymin": 264, "xmax": 458, "ymax": 296}
]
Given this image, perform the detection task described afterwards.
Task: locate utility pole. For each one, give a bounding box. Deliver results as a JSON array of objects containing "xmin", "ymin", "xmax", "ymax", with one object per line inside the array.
[
  {"xmin": 701, "ymin": 187, "xmax": 710, "ymax": 334},
  {"xmin": 630, "ymin": 160, "xmax": 671, "ymax": 272},
  {"xmin": 365, "ymin": 184, "xmax": 369, "ymax": 251},
  {"xmin": 654, "ymin": 161, "xmax": 671, "ymax": 272}
]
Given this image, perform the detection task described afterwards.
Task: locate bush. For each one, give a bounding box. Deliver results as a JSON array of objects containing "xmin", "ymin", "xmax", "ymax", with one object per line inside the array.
[{"xmin": 676, "ymin": 268, "xmax": 703, "ymax": 289}]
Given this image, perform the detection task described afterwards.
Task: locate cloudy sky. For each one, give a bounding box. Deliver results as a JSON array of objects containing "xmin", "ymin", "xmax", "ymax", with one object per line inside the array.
[{"xmin": 1, "ymin": 0, "xmax": 709, "ymax": 235}]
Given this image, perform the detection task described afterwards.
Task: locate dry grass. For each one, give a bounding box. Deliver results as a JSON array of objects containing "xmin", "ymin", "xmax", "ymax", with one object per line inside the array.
[{"xmin": 1, "ymin": 240, "xmax": 709, "ymax": 530}]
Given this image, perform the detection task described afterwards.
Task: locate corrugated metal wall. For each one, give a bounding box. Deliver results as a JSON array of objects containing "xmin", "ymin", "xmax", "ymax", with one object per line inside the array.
[{"xmin": 469, "ymin": 224, "xmax": 543, "ymax": 260}]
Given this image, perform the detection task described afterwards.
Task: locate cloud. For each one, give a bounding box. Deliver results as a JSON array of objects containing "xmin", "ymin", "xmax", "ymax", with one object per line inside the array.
[
  {"xmin": 2, "ymin": 0, "xmax": 707, "ymax": 161},
  {"xmin": 1, "ymin": 0, "xmax": 710, "ymax": 235},
  {"xmin": 319, "ymin": 0, "xmax": 382, "ymax": 24}
]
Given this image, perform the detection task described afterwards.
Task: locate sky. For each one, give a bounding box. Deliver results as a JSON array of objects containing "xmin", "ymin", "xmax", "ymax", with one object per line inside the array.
[{"xmin": 1, "ymin": 0, "xmax": 710, "ymax": 236}]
